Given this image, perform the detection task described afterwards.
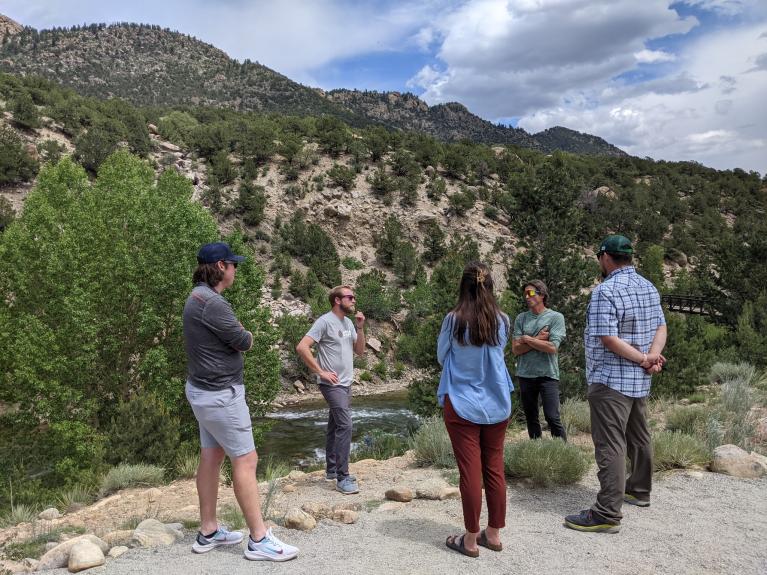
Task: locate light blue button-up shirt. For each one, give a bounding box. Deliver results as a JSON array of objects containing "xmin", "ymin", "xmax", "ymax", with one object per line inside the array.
[{"xmin": 436, "ymin": 312, "xmax": 514, "ymax": 424}]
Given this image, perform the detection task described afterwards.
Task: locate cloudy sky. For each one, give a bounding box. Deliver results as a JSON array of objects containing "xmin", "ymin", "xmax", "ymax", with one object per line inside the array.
[{"xmin": 4, "ymin": 1, "xmax": 766, "ymax": 173}]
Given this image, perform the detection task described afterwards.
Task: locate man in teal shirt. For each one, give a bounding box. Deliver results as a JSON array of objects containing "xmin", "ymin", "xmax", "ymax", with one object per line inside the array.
[{"xmin": 511, "ymin": 280, "xmax": 567, "ymax": 440}]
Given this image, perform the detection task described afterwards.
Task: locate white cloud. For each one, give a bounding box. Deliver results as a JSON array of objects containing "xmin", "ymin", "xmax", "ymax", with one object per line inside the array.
[
  {"xmin": 518, "ymin": 24, "xmax": 767, "ymax": 172},
  {"xmin": 680, "ymin": 0, "xmax": 760, "ymax": 17},
  {"xmin": 635, "ymin": 49, "xmax": 676, "ymax": 63},
  {"xmin": 408, "ymin": 0, "xmax": 697, "ymax": 118}
]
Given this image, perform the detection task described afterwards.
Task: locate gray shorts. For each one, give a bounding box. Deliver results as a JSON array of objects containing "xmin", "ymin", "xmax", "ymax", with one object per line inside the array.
[{"xmin": 185, "ymin": 382, "xmax": 255, "ymax": 458}]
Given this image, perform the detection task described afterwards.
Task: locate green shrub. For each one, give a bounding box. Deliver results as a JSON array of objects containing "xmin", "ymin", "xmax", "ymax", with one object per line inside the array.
[
  {"xmin": 342, "ymin": 257, "xmax": 364, "ymax": 270},
  {"xmin": 105, "ymin": 393, "xmax": 180, "ymax": 468},
  {"xmin": 561, "ymin": 398, "xmax": 591, "ymax": 435},
  {"xmin": 327, "ymin": 163, "xmax": 356, "ymax": 190},
  {"xmin": 280, "ymin": 212, "xmax": 341, "ymax": 286},
  {"xmin": 652, "ymin": 431, "xmax": 710, "ymax": 471},
  {"xmin": 665, "ymin": 405, "xmax": 710, "ymax": 435},
  {"xmin": 158, "ymin": 111, "xmax": 199, "ymax": 147},
  {"xmin": 360, "ymin": 371, "xmax": 373, "ymax": 382},
  {"xmin": 720, "ymin": 374, "xmax": 753, "ymax": 416},
  {"xmin": 0, "ymin": 125, "xmax": 39, "ymax": 184},
  {"xmin": 687, "ymin": 393, "xmax": 706, "ymax": 404},
  {"xmin": 393, "ymin": 240, "xmax": 421, "ymax": 286},
  {"xmin": 99, "ymin": 463, "xmax": 165, "ymax": 496},
  {"xmin": 504, "ymin": 439, "xmax": 590, "ymax": 486},
  {"xmin": 208, "ymin": 150, "xmax": 237, "ymax": 185},
  {"xmin": 426, "ymin": 177, "xmax": 447, "ymax": 200},
  {"xmin": 710, "ymin": 362, "xmax": 756, "ymax": 386},
  {"xmin": 0, "ymin": 195, "xmax": 15, "ymax": 231},
  {"xmin": 355, "ymin": 270, "xmax": 400, "ymax": 321},
  {"xmin": 257, "ymin": 455, "xmax": 291, "ymax": 482},
  {"xmin": 407, "ymin": 375, "xmax": 440, "ymax": 417},
  {"xmin": 372, "ymin": 360, "xmax": 388, "ymax": 380},
  {"xmin": 352, "ymin": 430, "xmax": 409, "ymax": 461},
  {"xmin": 448, "ymin": 187, "xmax": 477, "ymax": 216},
  {"xmin": 236, "ymin": 182, "xmax": 267, "ymax": 226},
  {"xmin": 56, "ymin": 484, "xmax": 95, "ymax": 513},
  {"xmin": 174, "ymin": 451, "xmax": 200, "ymax": 480},
  {"xmin": 410, "ymin": 417, "xmax": 455, "ymax": 468},
  {"xmin": 220, "ymin": 503, "xmax": 246, "ymax": 530},
  {"xmin": 375, "ymin": 215, "xmax": 403, "ymax": 267},
  {"xmin": 368, "ymin": 167, "xmax": 396, "ymax": 203},
  {"xmin": 0, "ymin": 502, "xmax": 37, "ymax": 527}
]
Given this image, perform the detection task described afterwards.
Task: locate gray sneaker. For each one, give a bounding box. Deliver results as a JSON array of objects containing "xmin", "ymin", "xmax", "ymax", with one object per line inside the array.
[
  {"xmin": 336, "ymin": 476, "xmax": 360, "ymax": 495},
  {"xmin": 325, "ymin": 472, "xmax": 337, "ymax": 482}
]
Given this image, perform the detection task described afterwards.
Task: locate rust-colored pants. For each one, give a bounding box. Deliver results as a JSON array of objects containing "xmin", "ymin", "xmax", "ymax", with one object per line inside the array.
[{"xmin": 443, "ymin": 396, "xmax": 509, "ymax": 533}]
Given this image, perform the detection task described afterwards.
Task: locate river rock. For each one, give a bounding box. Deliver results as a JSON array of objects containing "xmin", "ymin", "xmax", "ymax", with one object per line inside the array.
[
  {"xmin": 283, "ymin": 508, "xmax": 316, "ymax": 531},
  {"xmin": 68, "ymin": 540, "xmax": 105, "ymax": 572},
  {"xmin": 385, "ymin": 487, "xmax": 413, "ymax": 502},
  {"xmin": 293, "ymin": 380, "xmax": 305, "ymax": 393},
  {"xmin": 282, "ymin": 484, "xmax": 296, "ymax": 493},
  {"xmin": 332, "ymin": 509, "xmax": 358, "ymax": 524},
  {"xmin": 367, "ymin": 337, "xmax": 382, "ymax": 353},
  {"xmin": 711, "ymin": 444, "xmax": 767, "ymax": 478},
  {"xmin": 39, "ymin": 507, "xmax": 61, "ymax": 521},
  {"xmin": 131, "ymin": 518, "xmax": 183, "ymax": 547},
  {"xmin": 415, "ymin": 479, "xmax": 450, "ymax": 500},
  {"xmin": 301, "ymin": 501, "xmax": 332, "ymax": 520},
  {"xmin": 376, "ymin": 502, "xmax": 405, "ymax": 513},
  {"xmin": 108, "ymin": 546, "xmax": 129, "ymax": 559},
  {"xmin": 37, "ymin": 535, "xmax": 108, "ymax": 570},
  {"xmin": 103, "ymin": 530, "xmax": 133, "ymax": 546},
  {"xmin": 159, "ymin": 141, "xmax": 180, "ymax": 153},
  {"xmin": 287, "ymin": 470, "xmax": 305, "ymax": 480}
]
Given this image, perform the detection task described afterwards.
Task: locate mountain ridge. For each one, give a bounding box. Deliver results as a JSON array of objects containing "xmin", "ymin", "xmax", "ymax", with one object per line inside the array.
[{"xmin": 0, "ymin": 15, "xmax": 625, "ymax": 156}]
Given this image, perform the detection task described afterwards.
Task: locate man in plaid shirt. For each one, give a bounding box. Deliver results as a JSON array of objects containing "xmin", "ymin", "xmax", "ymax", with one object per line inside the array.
[{"xmin": 565, "ymin": 235, "xmax": 667, "ymax": 533}]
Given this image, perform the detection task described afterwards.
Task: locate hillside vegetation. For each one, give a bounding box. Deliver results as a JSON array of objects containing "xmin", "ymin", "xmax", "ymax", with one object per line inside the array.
[
  {"xmin": 1, "ymin": 71, "xmax": 766, "ymax": 518},
  {"xmin": 0, "ymin": 16, "xmax": 622, "ymax": 155}
]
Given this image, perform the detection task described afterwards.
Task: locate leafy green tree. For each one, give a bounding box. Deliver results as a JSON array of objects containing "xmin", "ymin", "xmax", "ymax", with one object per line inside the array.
[
  {"xmin": 0, "ymin": 125, "xmax": 39, "ymax": 184},
  {"xmin": 236, "ymin": 182, "xmax": 267, "ymax": 226},
  {"xmin": 158, "ymin": 110, "xmax": 199, "ymax": 146},
  {"xmin": 11, "ymin": 91, "xmax": 40, "ymax": 129},
  {"xmin": 640, "ymin": 244, "xmax": 665, "ymax": 290},
  {"xmin": 376, "ymin": 215, "xmax": 403, "ymax": 267},
  {"xmin": 0, "ymin": 152, "xmax": 278, "ymax": 490},
  {"xmin": 74, "ymin": 123, "xmax": 120, "ymax": 173},
  {"xmin": 393, "ymin": 239, "xmax": 421, "ymax": 286},
  {"xmin": 368, "ymin": 166, "xmax": 396, "ymax": 204},
  {"xmin": 315, "ymin": 115, "xmax": 349, "ymax": 156},
  {"xmin": 280, "ymin": 212, "xmax": 341, "ymax": 286},
  {"xmin": 355, "ymin": 270, "xmax": 400, "ymax": 320},
  {"xmin": 422, "ymin": 221, "xmax": 447, "ymax": 264},
  {"xmin": 0, "ymin": 196, "xmax": 15, "ymax": 231}
]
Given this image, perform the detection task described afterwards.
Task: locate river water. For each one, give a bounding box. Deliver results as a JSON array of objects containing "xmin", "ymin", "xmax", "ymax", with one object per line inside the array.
[{"xmin": 256, "ymin": 390, "xmax": 419, "ymax": 467}]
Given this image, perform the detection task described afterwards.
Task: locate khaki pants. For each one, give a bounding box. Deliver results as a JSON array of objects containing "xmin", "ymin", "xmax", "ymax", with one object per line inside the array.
[{"xmin": 588, "ymin": 383, "xmax": 653, "ymax": 523}]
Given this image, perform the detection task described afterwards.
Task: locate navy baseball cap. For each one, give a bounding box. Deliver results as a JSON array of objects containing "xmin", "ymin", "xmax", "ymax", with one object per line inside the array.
[{"xmin": 197, "ymin": 242, "xmax": 247, "ymax": 264}]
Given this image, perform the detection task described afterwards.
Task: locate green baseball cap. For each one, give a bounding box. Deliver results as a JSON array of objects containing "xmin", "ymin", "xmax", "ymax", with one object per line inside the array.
[{"xmin": 597, "ymin": 235, "xmax": 633, "ymax": 256}]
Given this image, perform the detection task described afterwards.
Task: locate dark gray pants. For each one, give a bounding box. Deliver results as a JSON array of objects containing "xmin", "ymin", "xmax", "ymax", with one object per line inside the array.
[
  {"xmin": 320, "ymin": 384, "xmax": 352, "ymax": 478},
  {"xmin": 518, "ymin": 376, "xmax": 567, "ymax": 441},
  {"xmin": 588, "ymin": 383, "xmax": 653, "ymax": 523}
]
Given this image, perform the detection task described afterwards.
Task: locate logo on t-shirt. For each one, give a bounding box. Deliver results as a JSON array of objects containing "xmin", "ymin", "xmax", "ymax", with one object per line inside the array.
[{"xmin": 340, "ymin": 330, "xmax": 351, "ymax": 338}]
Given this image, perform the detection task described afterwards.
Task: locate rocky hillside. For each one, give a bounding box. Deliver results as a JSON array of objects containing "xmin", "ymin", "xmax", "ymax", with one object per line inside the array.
[
  {"xmin": 0, "ymin": 14, "xmax": 624, "ymax": 156},
  {"xmin": 326, "ymin": 90, "xmax": 626, "ymax": 156}
]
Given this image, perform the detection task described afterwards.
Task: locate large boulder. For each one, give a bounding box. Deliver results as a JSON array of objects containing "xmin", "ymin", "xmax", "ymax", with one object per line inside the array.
[
  {"xmin": 37, "ymin": 535, "xmax": 108, "ymax": 570},
  {"xmin": 301, "ymin": 501, "xmax": 332, "ymax": 520},
  {"xmin": 108, "ymin": 546, "xmax": 129, "ymax": 559},
  {"xmin": 38, "ymin": 507, "xmax": 61, "ymax": 521},
  {"xmin": 415, "ymin": 479, "xmax": 459, "ymax": 500},
  {"xmin": 711, "ymin": 444, "xmax": 767, "ymax": 478},
  {"xmin": 68, "ymin": 540, "xmax": 105, "ymax": 572},
  {"xmin": 131, "ymin": 519, "xmax": 183, "ymax": 548},
  {"xmin": 283, "ymin": 508, "xmax": 316, "ymax": 531},
  {"xmin": 385, "ymin": 487, "xmax": 414, "ymax": 502}
]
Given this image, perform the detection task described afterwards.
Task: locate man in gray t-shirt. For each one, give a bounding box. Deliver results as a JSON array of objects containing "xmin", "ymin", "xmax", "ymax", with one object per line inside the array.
[{"xmin": 296, "ymin": 285, "xmax": 366, "ymax": 494}]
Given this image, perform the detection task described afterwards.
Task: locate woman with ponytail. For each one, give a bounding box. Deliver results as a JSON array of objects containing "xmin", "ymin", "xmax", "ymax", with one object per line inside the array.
[{"xmin": 437, "ymin": 261, "xmax": 514, "ymax": 558}]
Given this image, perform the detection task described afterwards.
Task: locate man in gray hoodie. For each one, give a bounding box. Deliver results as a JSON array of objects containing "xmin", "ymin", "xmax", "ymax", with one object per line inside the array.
[{"xmin": 184, "ymin": 242, "xmax": 297, "ymax": 562}]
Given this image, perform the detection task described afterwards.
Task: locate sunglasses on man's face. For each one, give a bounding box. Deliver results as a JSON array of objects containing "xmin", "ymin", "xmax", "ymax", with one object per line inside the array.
[
  {"xmin": 524, "ymin": 289, "xmax": 538, "ymax": 298},
  {"xmin": 223, "ymin": 261, "xmax": 238, "ymax": 269},
  {"xmin": 341, "ymin": 295, "xmax": 356, "ymax": 301}
]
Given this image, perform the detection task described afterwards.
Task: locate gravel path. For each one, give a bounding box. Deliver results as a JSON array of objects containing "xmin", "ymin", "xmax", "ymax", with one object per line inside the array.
[{"xmin": 54, "ymin": 470, "xmax": 766, "ymax": 575}]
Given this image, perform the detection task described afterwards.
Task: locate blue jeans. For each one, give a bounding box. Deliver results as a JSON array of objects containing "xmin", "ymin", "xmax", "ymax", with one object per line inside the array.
[{"xmin": 518, "ymin": 376, "xmax": 567, "ymax": 441}]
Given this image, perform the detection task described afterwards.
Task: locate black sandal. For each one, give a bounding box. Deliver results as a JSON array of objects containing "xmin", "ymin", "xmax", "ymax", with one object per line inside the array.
[
  {"xmin": 478, "ymin": 530, "xmax": 502, "ymax": 552},
  {"xmin": 445, "ymin": 534, "xmax": 479, "ymax": 558}
]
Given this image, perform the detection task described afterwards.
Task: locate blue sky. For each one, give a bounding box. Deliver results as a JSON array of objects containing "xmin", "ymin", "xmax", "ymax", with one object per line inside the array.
[{"xmin": 3, "ymin": 1, "xmax": 766, "ymax": 173}]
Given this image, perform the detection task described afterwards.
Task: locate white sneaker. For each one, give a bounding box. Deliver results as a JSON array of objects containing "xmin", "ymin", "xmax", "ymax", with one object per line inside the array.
[
  {"xmin": 191, "ymin": 526, "xmax": 244, "ymax": 553},
  {"xmin": 244, "ymin": 528, "xmax": 299, "ymax": 562}
]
